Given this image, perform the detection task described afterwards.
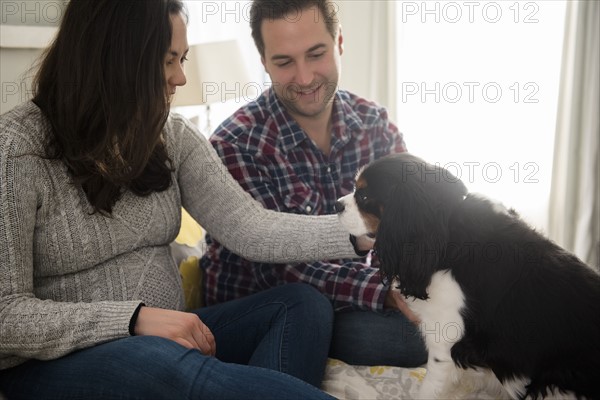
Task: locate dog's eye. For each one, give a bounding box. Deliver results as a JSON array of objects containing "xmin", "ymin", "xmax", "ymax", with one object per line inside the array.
[{"xmin": 355, "ymin": 189, "xmax": 368, "ymax": 203}]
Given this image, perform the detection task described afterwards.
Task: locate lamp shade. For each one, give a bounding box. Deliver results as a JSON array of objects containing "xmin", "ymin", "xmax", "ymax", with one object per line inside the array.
[{"xmin": 171, "ymin": 40, "xmax": 254, "ymax": 107}]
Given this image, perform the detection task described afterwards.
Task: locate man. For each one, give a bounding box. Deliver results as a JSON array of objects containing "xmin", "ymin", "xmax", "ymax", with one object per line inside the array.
[{"xmin": 201, "ymin": 0, "xmax": 427, "ymax": 367}]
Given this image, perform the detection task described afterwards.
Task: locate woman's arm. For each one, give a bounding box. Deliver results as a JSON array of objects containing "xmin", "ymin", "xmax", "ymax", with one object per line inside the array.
[{"xmin": 171, "ymin": 115, "xmax": 356, "ymax": 264}]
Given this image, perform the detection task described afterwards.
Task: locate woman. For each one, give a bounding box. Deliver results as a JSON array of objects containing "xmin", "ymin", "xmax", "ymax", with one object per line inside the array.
[{"xmin": 0, "ymin": 0, "xmax": 360, "ymax": 398}]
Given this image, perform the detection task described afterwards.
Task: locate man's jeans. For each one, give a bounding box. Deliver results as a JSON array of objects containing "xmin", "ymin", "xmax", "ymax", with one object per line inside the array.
[{"xmin": 330, "ymin": 308, "xmax": 428, "ymax": 367}]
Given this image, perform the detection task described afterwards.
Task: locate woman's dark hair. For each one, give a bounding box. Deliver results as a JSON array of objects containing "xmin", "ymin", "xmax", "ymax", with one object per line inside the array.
[
  {"xmin": 250, "ymin": 0, "xmax": 339, "ymax": 58},
  {"xmin": 33, "ymin": 0, "xmax": 187, "ymax": 214}
]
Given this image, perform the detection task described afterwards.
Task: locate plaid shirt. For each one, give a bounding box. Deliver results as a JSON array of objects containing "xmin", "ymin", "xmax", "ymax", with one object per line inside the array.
[{"xmin": 201, "ymin": 88, "xmax": 406, "ymax": 311}]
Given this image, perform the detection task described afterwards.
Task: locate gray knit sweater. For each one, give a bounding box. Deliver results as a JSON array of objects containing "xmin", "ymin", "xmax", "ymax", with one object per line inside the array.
[{"xmin": 0, "ymin": 101, "xmax": 355, "ymax": 370}]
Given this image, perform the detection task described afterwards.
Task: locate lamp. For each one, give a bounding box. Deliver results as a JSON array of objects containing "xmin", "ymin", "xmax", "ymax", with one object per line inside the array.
[{"xmin": 171, "ymin": 40, "xmax": 255, "ymax": 135}]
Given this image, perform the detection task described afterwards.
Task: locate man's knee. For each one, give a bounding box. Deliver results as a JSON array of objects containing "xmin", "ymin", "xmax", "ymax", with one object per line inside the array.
[
  {"xmin": 330, "ymin": 310, "xmax": 428, "ymax": 367},
  {"xmin": 284, "ymin": 283, "xmax": 334, "ymax": 323}
]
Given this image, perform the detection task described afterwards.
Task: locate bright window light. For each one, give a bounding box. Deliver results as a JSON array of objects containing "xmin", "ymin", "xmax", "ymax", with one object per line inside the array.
[{"xmin": 396, "ymin": 0, "xmax": 567, "ymax": 231}]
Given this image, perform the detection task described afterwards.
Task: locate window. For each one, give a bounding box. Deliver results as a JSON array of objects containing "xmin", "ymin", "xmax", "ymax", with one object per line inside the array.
[{"xmin": 395, "ymin": 1, "xmax": 567, "ymax": 230}]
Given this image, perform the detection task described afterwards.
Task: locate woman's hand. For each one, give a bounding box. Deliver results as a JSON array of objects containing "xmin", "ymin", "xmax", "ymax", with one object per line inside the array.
[{"xmin": 134, "ymin": 307, "xmax": 216, "ymax": 356}]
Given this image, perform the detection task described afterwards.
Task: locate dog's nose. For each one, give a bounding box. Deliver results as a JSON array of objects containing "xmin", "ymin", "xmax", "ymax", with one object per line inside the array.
[{"xmin": 334, "ymin": 201, "xmax": 345, "ymax": 213}]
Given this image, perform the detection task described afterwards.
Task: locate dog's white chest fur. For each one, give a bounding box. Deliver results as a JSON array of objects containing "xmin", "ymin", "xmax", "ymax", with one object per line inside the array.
[
  {"xmin": 400, "ymin": 271, "xmax": 506, "ymax": 399},
  {"xmin": 403, "ymin": 269, "xmax": 466, "ymax": 354},
  {"xmin": 402, "ymin": 271, "xmax": 466, "ymax": 396}
]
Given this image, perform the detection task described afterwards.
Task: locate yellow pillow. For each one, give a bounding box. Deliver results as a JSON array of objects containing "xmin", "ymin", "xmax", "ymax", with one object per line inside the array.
[
  {"xmin": 180, "ymin": 255, "xmax": 203, "ymax": 310},
  {"xmin": 175, "ymin": 208, "xmax": 205, "ymax": 310},
  {"xmin": 176, "ymin": 208, "xmax": 204, "ymax": 247}
]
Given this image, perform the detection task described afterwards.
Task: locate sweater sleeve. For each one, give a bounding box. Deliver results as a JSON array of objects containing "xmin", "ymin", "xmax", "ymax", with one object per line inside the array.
[
  {"xmin": 0, "ymin": 117, "xmax": 141, "ymax": 369},
  {"xmin": 171, "ymin": 116, "xmax": 356, "ymax": 263}
]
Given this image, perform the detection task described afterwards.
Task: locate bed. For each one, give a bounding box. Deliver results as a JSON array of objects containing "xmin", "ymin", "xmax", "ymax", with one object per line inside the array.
[{"xmin": 322, "ymin": 358, "xmax": 511, "ymax": 399}]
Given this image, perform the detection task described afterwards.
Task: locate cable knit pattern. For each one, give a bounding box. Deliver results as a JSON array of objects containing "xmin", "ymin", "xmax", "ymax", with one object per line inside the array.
[{"xmin": 0, "ymin": 101, "xmax": 355, "ymax": 369}]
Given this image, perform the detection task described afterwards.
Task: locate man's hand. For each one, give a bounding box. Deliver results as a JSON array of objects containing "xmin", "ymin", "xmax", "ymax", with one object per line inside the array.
[
  {"xmin": 384, "ymin": 290, "xmax": 421, "ymax": 325},
  {"xmin": 134, "ymin": 307, "xmax": 216, "ymax": 356},
  {"xmin": 355, "ymin": 235, "xmax": 375, "ymax": 252}
]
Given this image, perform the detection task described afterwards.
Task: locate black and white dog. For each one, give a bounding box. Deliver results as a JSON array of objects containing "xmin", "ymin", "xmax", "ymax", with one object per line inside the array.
[{"xmin": 335, "ymin": 153, "xmax": 600, "ymax": 399}]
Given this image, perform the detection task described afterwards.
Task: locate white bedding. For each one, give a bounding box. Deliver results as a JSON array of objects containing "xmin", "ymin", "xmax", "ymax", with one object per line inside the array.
[{"xmin": 323, "ymin": 358, "xmax": 511, "ymax": 400}]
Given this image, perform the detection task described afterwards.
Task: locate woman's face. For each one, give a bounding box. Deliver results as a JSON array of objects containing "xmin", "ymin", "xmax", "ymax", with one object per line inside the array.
[{"xmin": 165, "ymin": 12, "xmax": 189, "ymax": 101}]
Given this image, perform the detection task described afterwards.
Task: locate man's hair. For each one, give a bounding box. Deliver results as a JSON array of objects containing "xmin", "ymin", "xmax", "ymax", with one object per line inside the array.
[
  {"xmin": 33, "ymin": 0, "xmax": 186, "ymax": 214},
  {"xmin": 250, "ymin": 0, "xmax": 339, "ymax": 57}
]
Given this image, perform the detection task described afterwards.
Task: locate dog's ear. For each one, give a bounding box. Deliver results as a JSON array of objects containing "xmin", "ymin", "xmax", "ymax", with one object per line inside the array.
[
  {"xmin": 375, "ymin": 160, "xmax": 467, "ymax": 300},
  {"xmin": 376, "ymin": 184, "xmax": 445, "ymax": 300}
]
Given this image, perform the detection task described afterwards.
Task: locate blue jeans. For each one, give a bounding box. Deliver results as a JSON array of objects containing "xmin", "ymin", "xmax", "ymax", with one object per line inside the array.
[
  {"xmin": 0, "ymin": 284, "xmax": 335, "ymax": 400},
  {"xmin": 330, "ymin": 309, "xmax": 428, "ymax": 367}
]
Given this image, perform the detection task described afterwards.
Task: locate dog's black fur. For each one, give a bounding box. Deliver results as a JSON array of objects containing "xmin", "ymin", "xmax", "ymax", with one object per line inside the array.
[{"xmin": 353, "ymin": 153, "xmax": 600, "ymax": 399}]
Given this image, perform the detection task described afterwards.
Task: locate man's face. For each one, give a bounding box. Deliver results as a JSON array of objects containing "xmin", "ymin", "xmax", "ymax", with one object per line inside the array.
[{"xmin": 261, "ymin": 6, "xmax": 343, "ymax": 121}]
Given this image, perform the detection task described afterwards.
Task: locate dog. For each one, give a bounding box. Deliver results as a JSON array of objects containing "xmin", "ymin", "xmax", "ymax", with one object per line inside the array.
[{"xmin": 335, "ymin": 153, "xmax": 600, "ymax": 399}]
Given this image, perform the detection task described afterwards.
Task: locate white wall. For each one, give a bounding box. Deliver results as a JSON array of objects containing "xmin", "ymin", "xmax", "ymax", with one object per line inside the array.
[
  {"xmin": 0, "ymin": 0, "xmax": 63, "ymax": 115},
  {"xmin": 0, "ymin": 46, "xmax": 42, "ymax": 114},
  {"xmin": 337, "ymin": 1, "xmax": 396, "ymax": 117},
  {"xmin": 336, "ymin": 1, "xmax": 375, "ymax": 101}
]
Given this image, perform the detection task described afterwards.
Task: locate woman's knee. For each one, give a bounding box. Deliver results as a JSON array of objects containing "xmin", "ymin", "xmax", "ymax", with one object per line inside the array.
[
  {"xmin": 113, "ymin": 337, "xmax": 219, "ymax": 396},
  {"xmin": 102, "ymin": 336, "xmax": 209, "ymax": 373}
]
